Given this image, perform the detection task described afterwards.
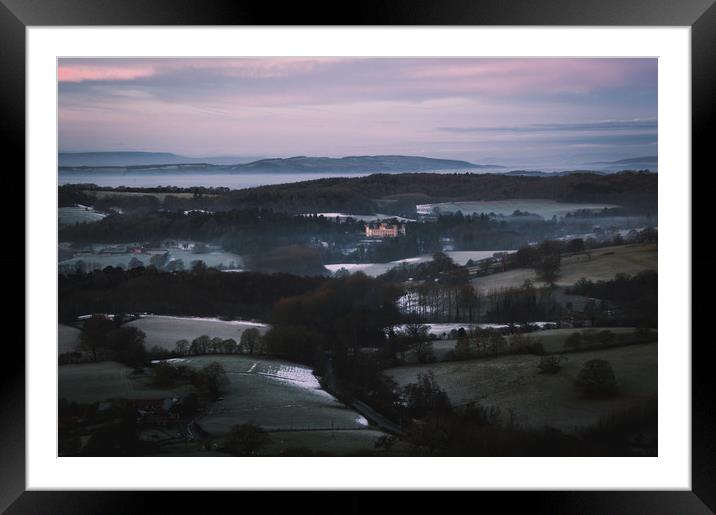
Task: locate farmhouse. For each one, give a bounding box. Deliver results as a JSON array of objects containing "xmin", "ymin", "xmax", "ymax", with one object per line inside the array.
[{"xmin": 365, "ymin": 222, "xmax": 406, "ymax": 238}]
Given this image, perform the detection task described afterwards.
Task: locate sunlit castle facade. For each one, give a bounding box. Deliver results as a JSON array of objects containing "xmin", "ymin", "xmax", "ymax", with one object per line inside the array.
[{"xmin": 364, "ymin": 223, "xmax": 406, "ymax": 238}]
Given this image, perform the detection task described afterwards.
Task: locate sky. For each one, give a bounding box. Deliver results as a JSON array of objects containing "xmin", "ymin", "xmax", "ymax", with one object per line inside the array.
[{"xmin": 58, "ymin": 58, "xmax": 657, "ymax": 168}]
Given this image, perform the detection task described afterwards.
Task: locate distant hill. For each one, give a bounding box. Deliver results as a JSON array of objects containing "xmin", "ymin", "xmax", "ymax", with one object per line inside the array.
[
  {"xmin": 585, "ymin": 156, "xmax": 657, "ymax": 172},
  {"xmin": 227, "ymin": 155, "xmax": 500, "ymax": 173},
  {"xmin": 219, "ymin": 170, "xmax": 657, "ymax": 214},
  {"xmin": 589, "ymin": 156, "xmax": 657, "ymax": 165},
  {"xmin": 59, "ymin": 151, "xmax": 262, "ymax": 167},
  {"xmin": 59, "ymin": 154, "xmax": 504, "ymax": 174}
]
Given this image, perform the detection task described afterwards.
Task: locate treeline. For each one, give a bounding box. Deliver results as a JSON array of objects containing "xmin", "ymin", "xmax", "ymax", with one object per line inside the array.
[
  {"xmin": 58, "ymin": 267, "xmax": 327, "ymax": 323},
  {"xmin": 219, "ymin": 171, "xmax": 657, "ymax": 215},
  {"xmin": 567, "ymin": 271, "xmax": 658, "ymax": 327},
  {"xmin": 492, "ymin": 228, "xmax": 657, "ymax": 275},
  {"xmin": 60, "ymin": 171, "xmax": 658, "ymax": 216},
  {"xmin": 59, "ymin": 209, "xmax": 362, "ymax": 253}
]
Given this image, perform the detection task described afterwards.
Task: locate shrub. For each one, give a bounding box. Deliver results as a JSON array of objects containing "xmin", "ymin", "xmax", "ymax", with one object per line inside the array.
[
  {"xmin": 538, "ymin": 355, "xmax": 566, "ymax": 374},
  {"xmin": 223, "ymin": 423, "xmax": 272, "ymax": 456},
  {"xmin": 564, "ymin": 332, "xmax": 582, "ymax": 350},
  {"xmin": 575, "ymin": 359, "xmax": 618, "ymax": 397},
  {"xmin": 402, "ymin": 372, "xmax": 452, "ymax": 416}
]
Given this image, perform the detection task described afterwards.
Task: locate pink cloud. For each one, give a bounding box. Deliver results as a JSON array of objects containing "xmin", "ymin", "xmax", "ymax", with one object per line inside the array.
[
  {"xmin": 58, "ymin": 64, "xmax": 156, "ymax": 83},
  {"xmin": 57, "ymin": 57, "xmax": 345, "ymax": 83}
]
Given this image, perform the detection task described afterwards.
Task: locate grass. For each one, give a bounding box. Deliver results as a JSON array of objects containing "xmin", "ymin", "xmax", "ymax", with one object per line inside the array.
[
  {"xmin": 471, "ymin": 243, "xmax": 657, "ymax": 290},
  {"xmin": 420, "ymin": 199, "xmax": 620, "ymax": 218},
  {"xmin": 58, "ymin": 324, "xmax": 81, "ymax": 354},
  {"xmin": 59, "ymin": 249, "xmax": 243, "ymax": 272},
  {"xmin": 58, "ymin": 206, "xmax": 107, "ymax": 226},
  {"xmin": 177, "ymin": 355, "xmax": 369, "ymax": 433},
  {"xmin": 384, "ymin": 342, "xmax": 657, "ymax": 433},
  {"xmin": 59, "ymin": 355, "xmax": 385, "ymax": 455},
  {"xmin": 511, "ymin": 327, "xmax": 651, "ymax": 354},
  {"xmin": 399, "ymin": 327, "xmax": 652, "ymax": 363},
  {"xmin": 85, "ymin": 190, "xmax": 215, "ymax": 201},
  {"xmin": 125, "ymin": 315, "xmax": 268, "ymax": 351},
  {"xmin": 59, "ymin": 361, "xmax": 195, "ymax": 404}
]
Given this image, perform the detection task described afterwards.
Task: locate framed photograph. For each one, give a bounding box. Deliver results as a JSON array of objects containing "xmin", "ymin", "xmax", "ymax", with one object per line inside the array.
[{"xmin": 6, "ymin": 0, "xmax": 712, "ymax": 512}]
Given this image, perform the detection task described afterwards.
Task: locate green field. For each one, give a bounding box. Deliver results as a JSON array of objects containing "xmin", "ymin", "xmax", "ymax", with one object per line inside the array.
[
  {"xmin": 419, "ymin": 199, "xmax": 620, "ymax": 218},
  {"xmin": 59, "ymin": 355, "xmax": 385, "ymax": 455},
  {"xmin": 125, "ymin": 315, "xmax": 268, "ymax": 351},
  {"xmin": 59, "ymin": 361, "xmax": 196, "ymax": 403},
  {"xmin": 178, "ymin": 355, "xmax": 368, "ymax": 433},
  {"xmin": 510, "ymin": 327, "xmax": 652, "ymax": 354},
  {"xmin": 399, "ymin": 327, "xmax": 651, "ymax": 363},
  {"xmin": 471, "ymin": 243, "xmax": 657, "ymax": 291},
  {"xmin": 385, "ymin": 342, "xmax": 657, "ymax": 433}
]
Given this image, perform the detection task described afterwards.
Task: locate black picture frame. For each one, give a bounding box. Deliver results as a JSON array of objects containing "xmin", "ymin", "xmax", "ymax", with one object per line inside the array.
[{"xmin": 4, "ymin": 0, "xmax": 712, "ymax": 512}]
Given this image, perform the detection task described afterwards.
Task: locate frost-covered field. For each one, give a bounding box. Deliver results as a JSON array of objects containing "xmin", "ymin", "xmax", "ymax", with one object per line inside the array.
[
  {"xmin": 58, "ymin": 324, "xmax": 82, "ymax": 353},
  {"xmin": 306, "ymin": 212, "xmax": 416, "ymax": 222},
  {"xmin": 385, "ymin": 342, "xmax": 657, "ymax": 432},
  {"xmin": 394, "ymin": 322, "xmax": 555, "ymax": 338},
  {"xmin": 417, "ymin": 199, "xmax": 620, "ymax": 219},
  {"xmin": 59, "ymin": 248, "xmax": 243, "ymax": 272},
  {"xmin": 326, "ymin": 250, "xmax": 512, "ymax": 277},
  {"xmin": 58, "ymin": 205, "xmax": 107, "ymax": 226},
  {"xmin": 125, "ymin": 315, "xmax": 268, "ymax": 351},
  {"xmin": 175, "ymin": 355, "xmax": 370, "ymax": 433}
]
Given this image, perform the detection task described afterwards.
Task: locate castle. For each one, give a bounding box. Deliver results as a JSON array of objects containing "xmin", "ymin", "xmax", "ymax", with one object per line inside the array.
[{"xmin": 364, "ymin": 222, "xmax": 406, "ymax": 238}]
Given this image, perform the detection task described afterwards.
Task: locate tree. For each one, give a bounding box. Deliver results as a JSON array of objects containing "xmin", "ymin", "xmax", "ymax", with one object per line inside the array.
[
  {"xmin": 223, "ymin": 423, "xmax": 272, "ymax": 456},
  {"xmin": 149, "ymin": 252, "xmax": 169, "ymax": 269},
  {"xmin": 240, "ymin": 328, "xmax": 262, "ymax": 354},
  {"xmin": 105, "ymin": 327, "xmax": 148, "ymax": 368},
  {"xmin": 193, "ymin": 361, "xmax": 230, "ymax": 399},
  {"xmin": 401, "ymin": 323, "xmax": 434, "ymax": 363},
  {"xmin": 575, "ymin": 359, "xmax": 618, "ymax": 397},
  {"xmin": 221, "ymin": 338, "xmax": 238, "ymax": 354},
  {"xmin": 210, "ymin": 337, "xmax": 224, "ymax": 354},
  {"xmin": 79, "ymin": 315, "xmax": 115, "ymax": 361},
  {"xmin": 190, "ymin": 260, "xmax": 208, "ymax": 273},
  {"xmin": 128, "ymin": 257, "xmax": 143, "ymax": 269},
  {"xmin": 175, "ymin": 339, "xmax": 189, "ymax": 355},
  {"xmin": 534, "ymin": 254, "xmax": 561, "ymax": 286},
  {"xmin": 165, "ymin": 258, "xmax": 184, "ymax": 272},
  {"xmin": 190, "ymin": 335, "xmax": 211, "ymax": 355},
  {"xmin": 402, "ymin": 371, "xmax": 452, "ymax": 417}
]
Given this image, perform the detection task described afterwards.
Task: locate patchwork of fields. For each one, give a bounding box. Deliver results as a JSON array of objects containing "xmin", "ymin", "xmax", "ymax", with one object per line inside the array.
[
  {"xmin": 59, "ymin": 248, "xmax": 243, "ymax": 272},
  {"xmin": 399, "ymin": 327, "xmax": 652, "ymax": 363},
  {"xmin": 385, "ymin": 342, "xmax": 657, "ymax": 433},
  {"xmin": 417, "ymin": 199, "xmax": 620, "ymax": 219},
  {"xmin": 175, "ymin": 355, "xmax": 369, "ymax": 433},
  {"xmin": 59, "ymin": 361, "xmax": 196, "ymax": 403},
  {"xmin": 326, "ymin": 250, "xmax": 512, "ymax": 277},
  {"xmin": 59, "ymin": 355, "xmax": 385, "ymax": 455},
  {"xmin": 471, "ymin": 243, "xmax": 657, "ymax": 290}
]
